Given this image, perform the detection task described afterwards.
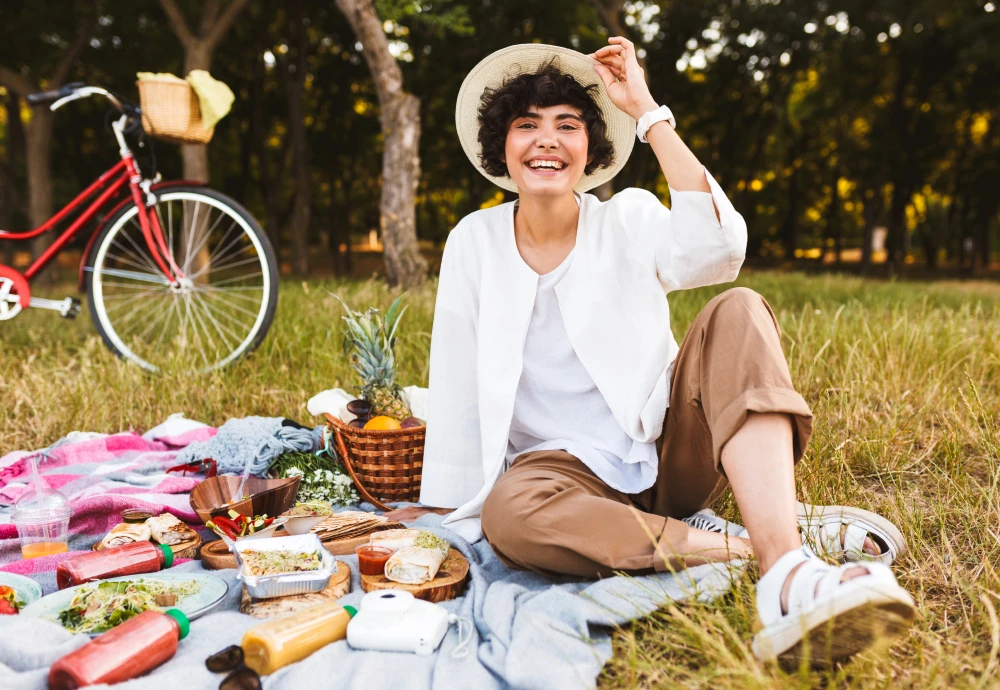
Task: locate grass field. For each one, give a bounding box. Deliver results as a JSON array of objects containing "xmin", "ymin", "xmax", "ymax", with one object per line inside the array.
[{"xmin": 4, "ymin": 272, "xmax": 1000, "ymax": 687}]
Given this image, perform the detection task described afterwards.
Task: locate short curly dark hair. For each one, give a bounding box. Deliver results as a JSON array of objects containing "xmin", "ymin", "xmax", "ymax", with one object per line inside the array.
[{"xmin": 476, "ymin": 60, "xmax": 615, "ymax": 179}]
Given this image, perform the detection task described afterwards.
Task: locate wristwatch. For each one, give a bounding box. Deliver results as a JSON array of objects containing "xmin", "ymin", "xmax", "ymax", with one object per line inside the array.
[{"xmin": 636, "ymin": 105, "xmax": 676, "ymax": 143}]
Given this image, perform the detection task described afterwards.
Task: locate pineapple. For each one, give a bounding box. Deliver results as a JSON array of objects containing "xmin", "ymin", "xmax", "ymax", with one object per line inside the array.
[{"xmin": 334, "ymin": 294, "xmax": 412, "ymax": 420}]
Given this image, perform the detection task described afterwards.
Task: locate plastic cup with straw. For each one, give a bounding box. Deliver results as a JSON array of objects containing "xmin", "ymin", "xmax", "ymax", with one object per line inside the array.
[{"xmin": 11, "ymin": 454, "xmax": 72, "ymax": 559}]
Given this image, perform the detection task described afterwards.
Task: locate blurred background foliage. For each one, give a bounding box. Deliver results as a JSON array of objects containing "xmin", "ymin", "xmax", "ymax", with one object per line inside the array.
[{"xmin": 1, "ymin": 0, "xmax": 998, "ymax": 278}]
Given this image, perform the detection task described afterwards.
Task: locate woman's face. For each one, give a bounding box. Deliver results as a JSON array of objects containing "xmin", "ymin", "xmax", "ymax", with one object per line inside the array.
[{"xmin": 504, "ymin": 105, "xmax": 591, "ymax": 198}]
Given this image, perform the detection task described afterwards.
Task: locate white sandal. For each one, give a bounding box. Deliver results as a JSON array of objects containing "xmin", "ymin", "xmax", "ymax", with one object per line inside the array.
[
  {"xmin": 797, "ymin": 502, "xmax": 907, "ymax": 565},
  {"xmin": 752, "ymin": 548, "xmax": 915, "ymax": 664}
]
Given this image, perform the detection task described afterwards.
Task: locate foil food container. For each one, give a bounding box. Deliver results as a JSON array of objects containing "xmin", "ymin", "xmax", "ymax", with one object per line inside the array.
[{"xmin": 234, "ymin": 533, "xmax": 336, "ymax": 599}]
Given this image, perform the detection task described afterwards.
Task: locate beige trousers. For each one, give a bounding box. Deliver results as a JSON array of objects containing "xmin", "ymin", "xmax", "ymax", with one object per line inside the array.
[{"xmin": 480, "ymin": 288, "xmax": 814, "ymax": 578}]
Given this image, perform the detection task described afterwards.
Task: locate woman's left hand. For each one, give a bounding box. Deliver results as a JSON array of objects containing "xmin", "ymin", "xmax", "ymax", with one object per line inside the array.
[{"xmin": 589, "ymin": 37, "xmax": 660, "ymax": 122}]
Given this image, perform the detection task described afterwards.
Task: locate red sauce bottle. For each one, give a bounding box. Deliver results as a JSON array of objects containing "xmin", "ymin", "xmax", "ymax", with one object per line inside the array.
[
  {"xmin": 48, "ymin": 609, "xmax": 189, "ymax": 689},
  {"xmin": 56, "ymin": 542, "xmax": 174, "ymax": 590}
]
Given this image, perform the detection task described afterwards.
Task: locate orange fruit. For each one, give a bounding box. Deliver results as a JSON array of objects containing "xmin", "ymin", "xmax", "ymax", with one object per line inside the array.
[{"xmin": 363, "ymin": 415, "xmax": 402, "ymax": 431}]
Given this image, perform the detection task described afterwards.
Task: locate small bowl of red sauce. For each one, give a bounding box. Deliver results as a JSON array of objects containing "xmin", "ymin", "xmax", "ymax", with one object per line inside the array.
[{"xmin": 355, "ymin": 545, "xmax": 393, "ymax": 576}]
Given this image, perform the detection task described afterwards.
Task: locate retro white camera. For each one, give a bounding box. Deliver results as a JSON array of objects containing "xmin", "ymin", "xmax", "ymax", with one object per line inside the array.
[{"xmin": 346, "ymin": 590, "xmax": 451, "ymax": 655}]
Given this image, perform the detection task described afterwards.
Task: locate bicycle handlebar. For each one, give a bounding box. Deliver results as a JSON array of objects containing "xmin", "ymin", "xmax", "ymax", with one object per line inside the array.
[
  {"xmin": 26, "ymin": 82, "xmax": 86, "ymax": 106},
  {"xmin": 27, "ymin": 83, "xmax": 140, "ymax": 118}
]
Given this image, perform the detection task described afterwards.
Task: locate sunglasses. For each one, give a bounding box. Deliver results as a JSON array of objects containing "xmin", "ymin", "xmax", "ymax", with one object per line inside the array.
[{"xmin": 206, "ymin": 645, "xmax": 262, "ymax": 690}]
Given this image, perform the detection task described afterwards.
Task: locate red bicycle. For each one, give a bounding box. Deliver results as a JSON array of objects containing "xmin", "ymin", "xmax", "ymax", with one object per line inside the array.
[{"xmin": 0, "ymin": 83, "xmax": 278, "ymax": 372}]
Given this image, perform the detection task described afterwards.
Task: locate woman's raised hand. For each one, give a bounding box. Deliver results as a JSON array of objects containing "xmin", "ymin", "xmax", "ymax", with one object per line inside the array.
[{"xmin": 588, "ymin": 37, "xmax": 660, "ymax": 122}]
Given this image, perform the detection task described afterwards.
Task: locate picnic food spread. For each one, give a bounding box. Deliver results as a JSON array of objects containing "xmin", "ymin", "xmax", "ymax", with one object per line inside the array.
[
  {"xmin": 57, "ymin": 541, "xmax": 174, "ymax": 589},
  {"xmin": 7, "ymin": 295, "xmax": 469, "ymax": 683},
  {"xmin": 48, "ymin": 608, "xmax": 190, "ymax": 689},
  {"xmin": 56, "ymin": 578, "xmax": 201, "ymax": 634}
]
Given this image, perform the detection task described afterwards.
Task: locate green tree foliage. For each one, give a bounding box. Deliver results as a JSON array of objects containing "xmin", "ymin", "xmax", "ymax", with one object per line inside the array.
[{"xmin": 0, "ymin": 0, "xmax": 997, "ymax": 276}]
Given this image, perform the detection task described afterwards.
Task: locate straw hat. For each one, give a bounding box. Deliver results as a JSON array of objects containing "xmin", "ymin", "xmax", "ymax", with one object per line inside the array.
[{"xmin": 455, "ymin": 43, "xmax": 635, "ymax": 194}]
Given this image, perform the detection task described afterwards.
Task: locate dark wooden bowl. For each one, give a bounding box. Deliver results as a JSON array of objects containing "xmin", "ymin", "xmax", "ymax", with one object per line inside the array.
[{"xmin": 190, "ymin": 475, "xmax": 301, "ymax": 524}]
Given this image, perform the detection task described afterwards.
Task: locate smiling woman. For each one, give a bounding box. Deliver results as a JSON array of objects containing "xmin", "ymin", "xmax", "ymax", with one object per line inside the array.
[{"xmin": 421, "ymin": 40, "xmax": 916, "ymax": 667}]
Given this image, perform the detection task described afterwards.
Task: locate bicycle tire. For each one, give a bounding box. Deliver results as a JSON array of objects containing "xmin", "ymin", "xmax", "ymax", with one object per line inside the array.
[{"xmin": 86, "ymin": 186, "xmax": 279, "ymax": 372}]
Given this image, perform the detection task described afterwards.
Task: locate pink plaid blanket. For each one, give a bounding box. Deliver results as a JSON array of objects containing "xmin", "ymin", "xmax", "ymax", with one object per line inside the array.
[{"xmin": 0, "ymin": 426, "xmax": 217, "ymax": 581}]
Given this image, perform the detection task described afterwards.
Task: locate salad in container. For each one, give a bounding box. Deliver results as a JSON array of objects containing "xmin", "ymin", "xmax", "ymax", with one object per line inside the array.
[{"xmin": 233, "ymin": 533, "xmax": 337, "ymax": 599}]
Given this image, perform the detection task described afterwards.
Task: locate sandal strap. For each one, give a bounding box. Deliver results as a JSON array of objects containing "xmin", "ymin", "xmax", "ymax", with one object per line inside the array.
[
  {"xmin": 758, "ymin": 555, "xmax": 900, "ymax": 628},
  {"xmin": 803, "ymin": 517, "xmax": 895, "ymax": 565},
  {"xmin": 755, "ymin": 548, "xmax": 812, "ymax": 627}
]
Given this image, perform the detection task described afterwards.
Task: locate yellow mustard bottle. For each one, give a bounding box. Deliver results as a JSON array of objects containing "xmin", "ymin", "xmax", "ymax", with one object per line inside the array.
[{"xmin": 241, "ymin": 601, "xmax": 357, "ymax": 675}]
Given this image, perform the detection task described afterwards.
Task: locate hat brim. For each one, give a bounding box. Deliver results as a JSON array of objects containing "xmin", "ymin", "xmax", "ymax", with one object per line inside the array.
[{"xmin": 455, "ymin": 43, "xmax": 635, "ymax": 194}]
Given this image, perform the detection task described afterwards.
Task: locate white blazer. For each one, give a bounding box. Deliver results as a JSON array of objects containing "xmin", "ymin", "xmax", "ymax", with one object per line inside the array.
[{"xmin": 420, "ymin": 167, "xmax": 748, "ymax": 542}]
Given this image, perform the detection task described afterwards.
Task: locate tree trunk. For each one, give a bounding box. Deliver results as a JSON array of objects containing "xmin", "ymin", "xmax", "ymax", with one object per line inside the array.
[
  {"xmin": 335, "ymin": 0, "xmax": 427, "ymax": 288},
  {"xmin": 25, "ymin": 109, "xmax": 55, "ymax": 259},
  {"xmin": 284, "ymin": 0, "xmax": 311, "ymax": 276}
]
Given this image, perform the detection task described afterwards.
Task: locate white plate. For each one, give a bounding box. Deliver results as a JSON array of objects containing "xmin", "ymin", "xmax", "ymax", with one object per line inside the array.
[
  {"xmin": 0, "ymin": 572, "xmax": 43, "ymax": 610},
  {"xmin": 20, "ymin": 573, "xmax": 228, "ymax": 634}
]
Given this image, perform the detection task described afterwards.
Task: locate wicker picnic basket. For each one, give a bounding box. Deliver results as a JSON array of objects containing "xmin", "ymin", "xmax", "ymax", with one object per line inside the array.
[
  {"xmin": 325, "ymin": 413, "xmax": 425, "ymax": 511},
  {"xmin": 136, "ymin": 76, "xmax": 214, "ymax": 145}
]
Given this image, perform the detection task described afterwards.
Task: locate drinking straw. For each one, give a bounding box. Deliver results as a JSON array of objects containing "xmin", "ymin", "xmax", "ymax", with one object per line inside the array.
[
  {"xmin": 29, "ymin": 454, "xmax": 45, "ymax": 505},
  {"xmin": 233, "ymin": 454, "xmax": 252, "ymax": 506}
]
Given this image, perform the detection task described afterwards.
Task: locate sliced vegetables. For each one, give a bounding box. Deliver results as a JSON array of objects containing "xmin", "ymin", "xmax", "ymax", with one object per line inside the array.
[{"xmin": 206, "ymin": 510, "xmax": 275, "ymax": 540}]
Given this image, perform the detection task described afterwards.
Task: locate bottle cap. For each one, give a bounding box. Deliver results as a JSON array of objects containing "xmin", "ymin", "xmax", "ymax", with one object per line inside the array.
[
  {"xmin": 157, "ymin": 544, "xmax": 175, "ymax": 568},
  {"xmin": 343, "ymin": 605, "xmax": 358, "ymax": 618},
  {"xmin": 165, "ymin": 609, "xmax": 190, "ymax": 639}
]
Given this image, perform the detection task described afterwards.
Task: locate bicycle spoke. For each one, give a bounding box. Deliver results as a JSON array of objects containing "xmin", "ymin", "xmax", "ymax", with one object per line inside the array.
[
  {"xmin": 184, "ymin": 294, "xmax": 211, "ymax": 369},
  {"xmin": 89, "ymin": 266, "xmax": 172, "ymax": 285},
  {"xmin": 135, "ymin": 296, "xmax": 177, "ymax": 342},
  {"xmin": 154, "ymin": 298, "xmax": 180, "ymax": 352},
  {"xmin": 195, "ymin": 286, "xmax": 262, "ymax": 304},
  {"xmin": 182, "ymin": 201, "xmax": 201, "ymax": 275},
  {"xmin": 110, "ymin": 235, "xmax": 160, "ymax": 275},
  {"xmin": 206, "ymin": 271, "xmax": 264, "ymax": 288},
  {"xmin": 125, "ymin": 217, "xmax": 167, "ymax": 275},
  {"xmin": 191, "ymin": 295, "xmax": 241, "ymax": 350},
  {"xmin": 198, "ymin": 294, "xmax": 256, "ymax": 333},
  {"xmin": 203, "ymin": 219, "xmax": 239, "ymax": 270},
  {"xmin": 184, "ymin": 207, "xmax": 227, "ymax": 276},
  {"xmin": 199, "ymin": 289, "xmax": 263, "ymax": 320}
]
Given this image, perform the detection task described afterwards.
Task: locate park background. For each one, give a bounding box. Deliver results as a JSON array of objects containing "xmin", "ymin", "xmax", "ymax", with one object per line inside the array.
[
  {"xmin": 3, "ymin": 2, "xmax": 1000, "ymax": 688},
  {"xmin": 2, "ymin": 0, "xmax": 999, "ymax": 286}
]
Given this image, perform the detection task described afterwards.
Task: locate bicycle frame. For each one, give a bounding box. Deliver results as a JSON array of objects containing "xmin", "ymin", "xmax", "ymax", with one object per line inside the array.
[{"xmin": 0, "ymin": 114, "xmax": 187, "ymax": 309}]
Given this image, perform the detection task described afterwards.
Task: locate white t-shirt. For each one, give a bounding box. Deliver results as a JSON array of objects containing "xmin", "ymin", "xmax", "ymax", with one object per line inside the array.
[{"xmin": 505, "ymin": 246, "xmax": 659, "ymax": 494}]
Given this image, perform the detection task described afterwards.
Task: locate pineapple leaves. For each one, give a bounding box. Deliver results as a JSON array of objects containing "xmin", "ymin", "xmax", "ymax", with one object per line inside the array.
[{"xmin": 330, "ymin": 291, "xmax": 408, "ymax": 396}]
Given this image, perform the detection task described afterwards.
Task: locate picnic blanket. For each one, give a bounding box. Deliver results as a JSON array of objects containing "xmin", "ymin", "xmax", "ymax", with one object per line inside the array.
[{"xmin": 0, "ymin": 425, "xmax": 746, "ymax": 690}]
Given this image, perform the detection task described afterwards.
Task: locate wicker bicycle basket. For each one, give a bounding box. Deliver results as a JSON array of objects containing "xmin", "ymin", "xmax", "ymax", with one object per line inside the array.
[
  {"xmin": 325, "ymin": 413, "xmax": 425, "ymax": 511},
  {"xmin": 136, "ymin": 77, "xmax": 214, "ymax": 145}
]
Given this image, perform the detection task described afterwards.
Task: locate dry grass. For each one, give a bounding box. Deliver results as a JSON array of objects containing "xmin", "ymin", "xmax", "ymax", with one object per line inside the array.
[{"xmin": 3, "ymin": 272, "xmax": 999, "ymax": 687}]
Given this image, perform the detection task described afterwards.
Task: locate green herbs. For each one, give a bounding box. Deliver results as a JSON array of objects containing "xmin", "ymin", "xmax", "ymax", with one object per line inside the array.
[
  {"xmin": 413, "ymin": 531, "xmax": 449, "ymax": 554},
  {"xmin": 270, "ymin": 451, "xmax": 359, "ymax": 507}
]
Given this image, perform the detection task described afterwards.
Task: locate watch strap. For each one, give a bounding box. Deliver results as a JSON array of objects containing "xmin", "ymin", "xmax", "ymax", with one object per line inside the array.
[{"xmin": 636, "ymin": 105, "xmax": 676, "ymax": 143}]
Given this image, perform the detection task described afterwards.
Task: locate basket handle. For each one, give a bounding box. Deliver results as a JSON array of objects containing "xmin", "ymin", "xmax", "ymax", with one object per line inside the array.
[{"xmin": 331, "ymin": 423, "xmax": 391, "ymax": 512}]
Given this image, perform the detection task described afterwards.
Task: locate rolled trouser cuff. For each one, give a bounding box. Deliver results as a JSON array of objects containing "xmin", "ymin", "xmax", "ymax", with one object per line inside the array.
[{"xmin": 711, "ymin": 387, "xmax": 814, "ymax": 470}]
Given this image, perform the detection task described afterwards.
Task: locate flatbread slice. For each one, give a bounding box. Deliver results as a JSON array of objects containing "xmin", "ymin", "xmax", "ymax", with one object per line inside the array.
[
  {"xmin": 146, "ymin": 513, "xmax": 190, "ymax": 546},
  {"xmin": 101, "ymin": 523, "xmax": 151, "ymax": 549}
]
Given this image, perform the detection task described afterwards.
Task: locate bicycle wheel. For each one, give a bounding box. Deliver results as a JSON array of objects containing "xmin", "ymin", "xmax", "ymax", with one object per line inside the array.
[{"xmin": 86, "ymin": 186, "xmax": 279, "ymax": 372}]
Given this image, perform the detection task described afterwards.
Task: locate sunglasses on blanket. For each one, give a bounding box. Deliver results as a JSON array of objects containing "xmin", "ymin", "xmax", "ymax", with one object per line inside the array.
[{"xmin": 206, "ymin": 646, "xmax": 261, "ymax": 690}]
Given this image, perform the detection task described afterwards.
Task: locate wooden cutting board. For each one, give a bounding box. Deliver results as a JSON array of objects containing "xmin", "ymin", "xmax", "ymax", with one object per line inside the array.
[
  {"xmin": 360, "ymin": 548, "xmax": 469, "ymax": 603},
  {"xmin": 240, "ymin": 560, "xmax": 351, "ymax": 619}
]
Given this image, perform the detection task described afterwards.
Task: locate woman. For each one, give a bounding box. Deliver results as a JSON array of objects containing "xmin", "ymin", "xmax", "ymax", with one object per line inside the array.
[{"xmin": 414, "ymin": 39, "xmax": 915, "ymax": 663}]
